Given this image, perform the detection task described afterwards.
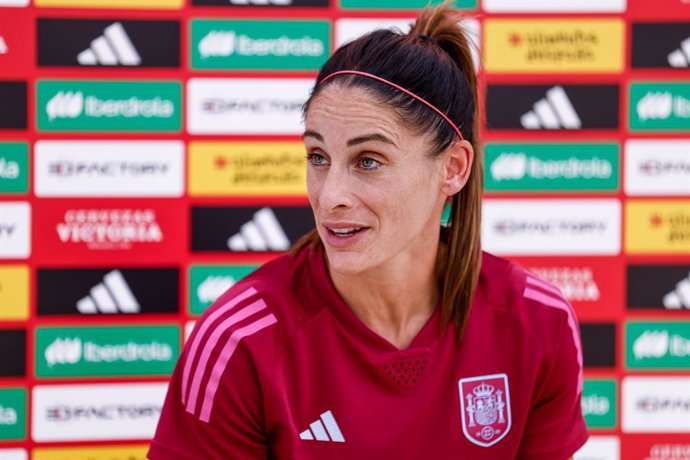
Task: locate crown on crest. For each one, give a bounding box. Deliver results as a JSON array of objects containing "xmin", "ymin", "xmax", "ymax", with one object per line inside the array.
[{"xmin": 473, "ymin": 382, "xmax": 495, "ymax": 398}]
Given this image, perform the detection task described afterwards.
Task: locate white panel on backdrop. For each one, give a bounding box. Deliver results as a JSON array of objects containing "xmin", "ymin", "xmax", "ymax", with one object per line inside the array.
[
  {"xmin": 0, "ymin": 449, "xmax": 27, "ymax": 460},
  {"xmin": 625, "ymin": 139, "xmax": 690, "ymax": 196},
  {"xmin": 483, "ymin": 0, "xmax": 626, "ymax": 12},
  {"xmin": 0, "ymin": 202, "xmax": 30, "ymax": 259},
  {"xmin": 0, "ymin": 449, "xmax": 29, "ymax": 460},
  {"xmin": 0, "ymin": 0, "xmax": 29, "ymax": 5},
  {"xmin": 34, "ymin": 141, "xmax": 184, "ymax": 197},
  {"xmin": 622, "ymin": 376, "xmax": 690, "ymax": 433},
  {"xmin": 187, "ymin": 78, "xmax": 312, "ymax": 135},
  {"xmin": 32, "ymin": 382, "xmax": 167, "ymax": 442},
  {"xmin": 335, "ymin": 19, "xmax": 414, "ymax": 47},
  {"xmin": 335, "ymin": 18, "xmax": 480, "ymax": 72},
  {"xmin": 574, "ymin": 436, "xmax": 620, "ymax": 460},
  {"xmin": 482, "ymin": 199, "xmax": 621, "ymax": 256}
]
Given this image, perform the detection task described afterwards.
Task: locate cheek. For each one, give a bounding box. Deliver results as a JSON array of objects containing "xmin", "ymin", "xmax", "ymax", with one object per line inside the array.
[{"xmin": 306, "ymin": 171, "xmax": 322, "ymax": 207}]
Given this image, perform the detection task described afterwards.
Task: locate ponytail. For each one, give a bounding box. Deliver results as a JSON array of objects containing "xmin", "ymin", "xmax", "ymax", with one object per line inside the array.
[{"xmin": 412, "ymin": 3, "xmax": 482, "ymax": 341}]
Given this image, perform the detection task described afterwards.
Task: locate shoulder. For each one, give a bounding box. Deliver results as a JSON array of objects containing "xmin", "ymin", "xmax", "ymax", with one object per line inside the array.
[
  {"xmin": 185, "ymin": 247, "xmax": 324, "ymax": 380},
  {"xmin": 476, "ymin": 251, "xmax": 579, "ymax": 346}
]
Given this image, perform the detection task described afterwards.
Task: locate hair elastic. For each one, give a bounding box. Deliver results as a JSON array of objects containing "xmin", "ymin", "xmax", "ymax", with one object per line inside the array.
[{"xmin": 319, "ymin": 70, "xmax": 464, "ymax": 141}]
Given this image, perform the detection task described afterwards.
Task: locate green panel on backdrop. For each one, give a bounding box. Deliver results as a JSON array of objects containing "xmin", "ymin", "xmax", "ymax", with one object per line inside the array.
[
  {"xmin": 629, "ymin": 82, "xmax": 690, "ymax": 131},
  {"xmin": 35, "ymin": 325, "xmax": 180, "ymax": 378},
  {"xmin": 626, "ymin": 321, "xmax": 690, "ymax": 370},
  {"xmin": 484, "ymin": 143, "xmax": 619, "ymax": 192},
  {"xmin": 191, "ymin": 19, "xmax": 330, "ymax": 70},
  {"xmin": 0, "ymin": 142, "xmax": 28, "ymax": 194},
  {"xmin": 581, "ymin": 380, "xmax": 617, "ymax": 429},
  {"xmin": 36, "ymin": 80, "xmax": 181, "ymax": 132},
  {"xmin": 189, "ymin": 265, "xmax": 259, "ymax": 316},
  {"xmin": 0, "ymin": 388, "xmax": 26, "ymax": 440},
  {"xmin": 340, "ymin": 0, "xmax": 476, "ymax": 9}
]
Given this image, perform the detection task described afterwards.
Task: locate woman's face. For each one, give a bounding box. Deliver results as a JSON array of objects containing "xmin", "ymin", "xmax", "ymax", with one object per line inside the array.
[{"xmin": 303, "ymin": 84, "xmax": 453, "ymax": 276}]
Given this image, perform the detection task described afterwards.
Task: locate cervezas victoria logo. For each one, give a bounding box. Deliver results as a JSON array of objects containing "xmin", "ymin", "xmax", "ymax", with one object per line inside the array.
[
  {"xmin": 458, "ymin": 374, "xmax": 511, "ymax": 447},
  {"xmin": 56, "ymin": 208, "xmax": 163, "ymax": 250},
  {"xmin": 528, "ymin": 266, "xmax": 600, "ymax": 302}
]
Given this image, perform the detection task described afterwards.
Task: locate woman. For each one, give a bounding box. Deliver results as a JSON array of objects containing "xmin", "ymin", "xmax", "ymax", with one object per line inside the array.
[{"xmin": 149, "ymin": 4, "xmax": 588, "ymax": 459}]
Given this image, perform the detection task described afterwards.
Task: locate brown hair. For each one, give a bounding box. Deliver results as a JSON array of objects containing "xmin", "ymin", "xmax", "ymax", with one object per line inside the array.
[{"xmin": 294, "ymin": 3, "xmax": 482, "ymax": 341}]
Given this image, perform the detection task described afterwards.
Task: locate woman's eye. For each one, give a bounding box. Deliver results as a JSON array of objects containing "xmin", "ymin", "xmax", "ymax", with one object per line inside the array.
[
  {"xmin": 306, "ymin": 153, "xmax": 327, "ymax": 166},
  {"xmin": 359, "ymin": 157, "xmax": 381, "ymax": 170}
]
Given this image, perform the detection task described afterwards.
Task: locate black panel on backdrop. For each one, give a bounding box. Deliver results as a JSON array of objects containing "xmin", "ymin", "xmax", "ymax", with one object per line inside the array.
[
  {"xmin": 486, "ymin": 84, "xmax": 619, "ymax": 130},
  {"xmin": 37, "ymin": 268, "xmax": 179, "ymax": 316},
  {"xmin": 628, "ymin": 265, "xmax": 690, "ymax": 310},
  {"xmin": 0, "ymin": 81, "xmax": 27, "ymax": 130},
  {"xmin": 632, "ymin": 22, "xmax": 690, "ymax": 68},
  {"xmin": 0, "ymin": 330, "xmax": 26, "ymax": 377},
  {"xmin": 37, "ymin": 18, "xmax": 180, "ymax": 68},
  {"xmin": 191, "ymin": 206, "xmax": 315, "ymax": 252},
  {"xmin": 192, "ymin": 0, "xmax": 328, "ymax": 5},
  {"xmin": 580, "ymin": 323, "xmax": 616, "ymax": 368}
]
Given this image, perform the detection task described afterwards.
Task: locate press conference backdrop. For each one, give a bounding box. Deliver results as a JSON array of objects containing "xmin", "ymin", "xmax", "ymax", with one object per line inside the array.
[{"xmin": 0, "ymin": 0, "xmax": 689, "ymax": 458}]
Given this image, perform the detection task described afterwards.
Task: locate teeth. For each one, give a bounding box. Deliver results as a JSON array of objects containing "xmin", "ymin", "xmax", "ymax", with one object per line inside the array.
[{"xmin": 332, "ymin": 227, "xmax": 360, "ymax": 234}]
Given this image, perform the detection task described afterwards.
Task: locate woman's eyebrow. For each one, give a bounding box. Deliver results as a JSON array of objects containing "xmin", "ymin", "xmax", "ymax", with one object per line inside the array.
[
  {"xmin": 347, "ymin": 133, "xmax": 396, "ymax": 147},
  {"xmin": 302, "ymin": 129, "xmax": 323, "ymax": 141},
  {"xmin": 302, "ymin": 130, "xmax": 397, "ymax": 147}
]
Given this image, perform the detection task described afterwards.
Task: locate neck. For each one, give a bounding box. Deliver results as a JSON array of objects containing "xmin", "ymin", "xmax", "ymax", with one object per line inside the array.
[{"xmin": 329, "ymin": 237, "xmax": 441, "ymax": 350}]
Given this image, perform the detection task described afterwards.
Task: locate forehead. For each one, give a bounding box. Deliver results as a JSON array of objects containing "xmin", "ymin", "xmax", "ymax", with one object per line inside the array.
[{"xmin": 305, "ymin": 84, "xmax": 413, "ymax": 143}]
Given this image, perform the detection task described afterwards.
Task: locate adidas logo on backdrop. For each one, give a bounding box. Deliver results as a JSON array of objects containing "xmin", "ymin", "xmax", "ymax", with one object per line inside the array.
[
  {"xmin": 191, "ymin": 205, "xmax": 314, "ymax": 252},
  {"xmin": 76, "ymin": 269, "xmax": 141, "ymax": 314},
  {"xmin": 520, "ymin": 86, "xmax": 582, "ymax": 130},
  {"xmin": 77, "ymin": 22, "xmax": 141, "ymax": 66},
  {"xmin": 227, "ymin": 207, "xmax": 290, "ymax": 251},
  {"xmin": 37, "ymin": 267, "xmax": 179, "ymax": 316},
  {"xmin": 664, "ymin": 272, "xmax": 690, "ymax": 309},
  {"xmin": 486, "ymin": 84, "xmax": 619, "ymax": 131},
  {"xmin": 299, "ymin": 410, "xmax": 345, "ymax": 443},
  {"xmin": 37, "ymin": 18, "xmax": 180, "ymax": 68},
  {"xmin": 668, "ymin": 37, "xmax": 690, "ymax": 67}
]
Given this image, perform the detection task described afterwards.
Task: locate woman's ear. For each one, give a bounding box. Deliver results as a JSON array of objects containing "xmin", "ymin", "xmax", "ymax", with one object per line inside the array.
[{"xmin": 440, "ymin": 140, "xmax": 474, "ymax": 196}]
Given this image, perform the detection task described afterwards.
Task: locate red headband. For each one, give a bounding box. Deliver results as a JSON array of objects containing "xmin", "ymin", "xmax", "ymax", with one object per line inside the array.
[{"xmin": 319, "ymin": 70, "xmax": 464, "ymax": 141}]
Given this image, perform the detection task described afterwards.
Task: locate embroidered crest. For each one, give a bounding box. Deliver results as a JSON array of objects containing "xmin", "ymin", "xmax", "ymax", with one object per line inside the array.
[{"xmin": 458, "ymin": 373, "xmax": 511, "ymax": 447}]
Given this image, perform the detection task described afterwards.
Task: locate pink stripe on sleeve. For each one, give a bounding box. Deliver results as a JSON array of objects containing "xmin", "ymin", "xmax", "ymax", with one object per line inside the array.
[
  {"xmin": 199, "ymin": 314, "xmax": 277, "ymax": 423},
  {"xmin": 523, "ymin": 287, "xmax": 584, "ymax": 395},
  {"xmin": 526, "ymin": 274, "xmax": 562, "ymax": 297},
  {"xmin": 185, "ymin": 299, "xmax": 267, "ymax": 415},
  {"xmin": 181, "ymin": 287, "xmax": 257, "ymax": 404}
]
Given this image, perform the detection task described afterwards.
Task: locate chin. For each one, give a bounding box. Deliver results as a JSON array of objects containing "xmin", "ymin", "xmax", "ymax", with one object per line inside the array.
[{"xmin": 323, "ymin": 248, "xmax": 372, "ymax": 276}]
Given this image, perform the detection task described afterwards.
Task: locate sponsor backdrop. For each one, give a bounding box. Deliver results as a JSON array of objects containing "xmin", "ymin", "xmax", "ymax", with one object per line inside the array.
[{"xmin": 0, "ymin": 0, "xmax": 688, "ymax": 457}]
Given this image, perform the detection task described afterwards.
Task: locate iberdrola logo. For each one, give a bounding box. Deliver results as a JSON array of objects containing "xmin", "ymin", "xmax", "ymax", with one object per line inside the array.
[
  {"xmin": 198, "ymin": 30, "xmax": 324, "ymax": 59},
  {"xmin": 46, "ymin": 91, "xmax": 84, "ymax": 121},
  {"xmin": 45, "ymin": 91, "xmax": 174, "ymax": 121}
]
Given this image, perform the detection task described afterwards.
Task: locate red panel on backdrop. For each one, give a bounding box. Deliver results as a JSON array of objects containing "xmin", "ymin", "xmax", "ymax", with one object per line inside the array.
[
  {"xmin": 627, "ymin": 0, "xmax": 690, "ymax": 18},
  {"xmin": 32, "ymin": 199, "xmax": 186, "ymax": 265},
  {"xmin": 621, "ymin": 433, "xmax": 690, "ymax": 460},
  {"xmin": 0, "ymin": 9, "xmax": 33, "ymax": 78},
  {"xmin": 510, "ymin": 257, "xmax": 625, "ymax": 321}
]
